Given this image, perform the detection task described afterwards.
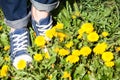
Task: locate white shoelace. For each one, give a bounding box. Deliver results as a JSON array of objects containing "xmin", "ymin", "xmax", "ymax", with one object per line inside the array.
[
  {"xmin": 12, "ymin": 31, "xmax": 28, "ymax": 55},
  {"xmin": 35, "ymin": 16, "xmax": 53, "ymax": 35}
]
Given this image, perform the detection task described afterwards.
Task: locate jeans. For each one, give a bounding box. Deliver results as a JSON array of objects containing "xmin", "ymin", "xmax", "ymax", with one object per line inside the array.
[{"xmin": 0, "ymin": 0, "xmax": 59, "ymax": 29}]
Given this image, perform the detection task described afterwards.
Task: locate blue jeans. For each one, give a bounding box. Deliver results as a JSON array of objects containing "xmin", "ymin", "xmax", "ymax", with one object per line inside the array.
[{"xmin": 0, "ymin": 0, "xmax": 59, "ymax": 29}]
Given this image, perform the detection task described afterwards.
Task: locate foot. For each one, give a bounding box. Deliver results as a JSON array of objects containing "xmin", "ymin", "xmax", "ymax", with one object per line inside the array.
[
  {"xmin": 10, "ymin": 28, "xmax": 32, "ymax": 69},
  {"xmin": 32, "ymin": 15, "xmax": 53, "ymax": 36},
  {"xmin": 31, "ymin": 6, "xmax": 53, "ymax": 36},
  {"xmin": 32, "ymin": 6, "xmax": 52, "ymax": 53}
]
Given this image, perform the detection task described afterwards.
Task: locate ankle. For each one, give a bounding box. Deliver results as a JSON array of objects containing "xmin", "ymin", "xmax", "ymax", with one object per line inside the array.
[
  {"xmin": 32, "ymin": 6, "xmax": 49, "ymax": 23},
  {"xmin": 10, "ymin": 28, "xmax": 16, "ymax": 33}
]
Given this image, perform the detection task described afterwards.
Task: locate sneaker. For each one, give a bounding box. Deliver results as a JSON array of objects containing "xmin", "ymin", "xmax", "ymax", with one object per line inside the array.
[
  {"xmin": 32, "ymin": 15, "xmax": 53, "ymax": 53},
  {"xmin": 32, "ymin": 15, "xmax": 53, "ymax": 36},
  {"xmin": 10, "ymin": 28, "xmax": 32, "ymax": 69}
]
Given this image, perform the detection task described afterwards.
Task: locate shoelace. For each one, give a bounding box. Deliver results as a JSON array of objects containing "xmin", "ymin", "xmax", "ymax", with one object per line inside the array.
[
  {"xmin": 35, "ymin": 16, "xmax": 53, "ymax": 36},
  {"xmin": 12, "ymin": 31, "xmax": 28, "ymax": 55}
]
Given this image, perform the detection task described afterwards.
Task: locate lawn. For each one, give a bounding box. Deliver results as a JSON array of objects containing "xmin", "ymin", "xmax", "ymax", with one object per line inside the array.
[{"xmin": 0, "ymin": 0, "xmax": 120, "ymax": 80}]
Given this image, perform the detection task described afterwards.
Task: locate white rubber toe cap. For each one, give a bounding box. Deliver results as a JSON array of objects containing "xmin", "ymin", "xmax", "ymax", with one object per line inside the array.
[{"xmin": 13, "ymin": 54, "xmax": 32, "ymax": 69}]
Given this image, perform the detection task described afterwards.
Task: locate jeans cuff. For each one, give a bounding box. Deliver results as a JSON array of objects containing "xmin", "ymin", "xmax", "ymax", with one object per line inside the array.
[
  {"xmin": 30, "ymin": 0, "xmax": 59, "ymax": 12},
  {"xmin": 4, "ymin": 12, "xmax": 31, "ymax": 29}
]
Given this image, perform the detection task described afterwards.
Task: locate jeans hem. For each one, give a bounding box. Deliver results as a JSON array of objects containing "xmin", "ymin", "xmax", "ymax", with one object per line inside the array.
[
  {"xmin": 30, "ymin": 0, "xmax": 59, "ymax": 12},
  {"xmin": 4, "ymin": 12, "xmax": 31, "ymax": 29}
]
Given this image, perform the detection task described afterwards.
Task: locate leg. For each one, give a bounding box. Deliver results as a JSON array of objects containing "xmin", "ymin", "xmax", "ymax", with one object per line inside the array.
[
  {"xmin": 0, "ymin": 0, "xmax": 32, "ymax": 69},
  {"xmin": 31, "ymin": 0, "xmax": 59, "ymax": 36},
  {"xmin": 0, "ymin": 0, "xmax": 30, "ymax": 29}
]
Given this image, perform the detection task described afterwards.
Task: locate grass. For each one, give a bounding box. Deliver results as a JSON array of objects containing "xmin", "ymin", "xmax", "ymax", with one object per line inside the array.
[{"xmin": 0, "ymin": 0, "xmax": 120, "ymax": 80}]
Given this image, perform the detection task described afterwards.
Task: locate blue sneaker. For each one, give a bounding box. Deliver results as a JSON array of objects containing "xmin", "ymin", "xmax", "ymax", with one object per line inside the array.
[
  {"xmin": 32, "ymin": 15, "xmax": 53, "ymax": 36},
  {"xmin": 10, "ymin": 28, "xmax": 32, "ymax": 69},
  {"xmin": 32, "ymin": 15, "xmax": 53, "ymax": 53}
]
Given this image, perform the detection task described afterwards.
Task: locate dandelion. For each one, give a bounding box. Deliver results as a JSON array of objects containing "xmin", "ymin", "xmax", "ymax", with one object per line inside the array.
[
  {"xmin": 4, "ymin": 45, "xmax": 10, "ymax": 51},
  {"xmin": 57, "ymin": 32, "xmax": 67, "ymax": 42},
  {"xmin": 0, "ymin": 26, "xmax": 2, "ymax": 31},
  {"xmin": 87, "ymin": 31, "xmax": 99, "ymax": 42},
  {"xmin": 53, "ymin": 22, "xmax": 64, "ymax": 29},
  {"xmin": 71, "ymin": 11, "xmax": 80, "ymax": 19},
  {"xmin": 58, "ymin": 48, "xmax": 69, "ymax": 56},
  {"xmin": 48, "ymin": 75, "xmax": 52, "ymax": 80},
  {"xmin": 17, "ymin": 60, "xmax": 26, "ymax": 70},
  {"xmin": 65, "ymin": 41, "xmax": 73, "ymax": 48},
  {"xmin": 77, "ymin": 34, "xmax": 83, "ymax": 39},
  {"xmin": 81, "ymin": 23, "xmax": 94, "ymax": 34},
  {"xmin": 45, "ymin": 28, "xmax": 56, "ymax": 39},
  {"xmin": 77, "ymin": 27, "xmax": 84, "ymax": 39},
  {"xmin": 0, "ymin": 65, "xmax": 8, "ymax": 77},
  {"xmin": 79, "ymin": 46, "xmax": 91, "ymax": 57},
  {"xmin": 78, "ymin": 28, "xmax": 85, "ymax": 35},
  {"xmin": 54, "ymin": 47, "xmax": 59, "ymax": 53},
  {"xmin": 66, "ymin": 55, "xmax": 79, "ymax": 63},
  {"xmin": 102, "ymin": 52, "xmax": 114, "ymax": 62},
  {"xmin": 87, "ymin": 71, "xmax": 91, "ymax": 74},
  {"xmin": 33, "ymin": 53, "xmax": 43, "ymax": 62},
  {"xmin": 115, "ymin": 47, "xmax": 120, "ymax": 52},
  {"xmin": 59, "ymin": 37, "xmax": 64, "ymax": 42},
  {"xmin": 102, "ymin": 31, "xmax": 109, "ymax": 37},
  {"xmin": 4, "ymin": 56, "xmax": 10, "ymax": 61},
  {"xmin": 62, "ymin": 71, "xmax": 71, "ymax": 78},
  {"xmin": 72, "ymin": 15, "xmax": 77, "ymax": 19},
  {"xmin": 72, "ymin": 49, "xmax": 81, "ymax": 56},
  {"xmin": 93, "ymin": 42, "xmax": 107, "ymax": 55},
  {"xmin": 44, "ymin": 52, "xmax": 50, "ymax": 59},
  {"xmin": 105, "ymin": 61, "xmax": 114, "ymax": 67},
  {"xmin": 35, "ymin": 36, "xmax": 46, "ymax": 47}
]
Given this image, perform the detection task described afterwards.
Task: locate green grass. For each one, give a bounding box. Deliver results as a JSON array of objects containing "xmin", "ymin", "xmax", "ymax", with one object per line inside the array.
[{"xmin": 0, "ymin": 0, "xmax": 120, "ymax": 80}]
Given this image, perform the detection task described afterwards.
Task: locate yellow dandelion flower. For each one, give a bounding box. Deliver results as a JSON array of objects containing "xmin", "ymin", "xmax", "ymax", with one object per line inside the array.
[
  {"xmin": 17, "ymin": 60, "xmax": 26, "ymax": 70},
  {"xmin": 44, "ymin": 52, "xmax": 50, "ymax": 59},
  {"xmin": 80, "ymin": 46, "xmax": 92, "ymax": 57},
  {"xmin": 66, "ymin": 55, "xmax": 79, "ymax": 63},
  {"xmin": 65, "ymin": 41, "xmax": 73, "ymax": 49},
  {"xmin": 102, "ymin": 31, "xmax": 109, "ymax": 37},
  {"xmin": 78, "ymin": 28, "xmax": 85, "ymax": 35},
  {"xmin": 71, "ymin": 11, "xmax": 80, "ymax": 19},
  {"xmin": 0, "ymin": 65, "xmax": 8, "ymax": 77},
  {"xmin": 102, "ymin": 52, "xmax": 114, "ymax": 62},
  {"xmin": 59, "ymin": 37, "xmax": 64, "ymax": 42},
  {"xmin": 77, "ymin": 34, "xmax": 82, "ymax": 39},
  {"xmin": 115, "ymin": 47, "xmax": 120, "ymax": 52},
  {"xmin": 45, "ymin": 28, "xmax": 56, "ymax": 39},
  {"xmin": 35, "ymin": 36, "xmax": 46, "ymax": 47},
  {"xmin": 62, "ymin": 71, "xmax": 70, "ymax": 78},
  {"xmin": 54, "ymin": 47, "xmax": 59, "ymax": 53},
  {"xmin": 57, "ymin": 32, "xmax": 66, "ymax": 42},
  {"xmin": 4, "ymin": 45, "xmax": 10, "ymax": 51},
  {"xmin": 54, "ymin": 22, "xmax": 64, "ymax": 29},
  {"xmin": 72, "ymin": 15, "xmax": 77, "ymax": 19},
  {"xmin": 0, "ymin": 26, "xmax": 2, "ymax": 31},
  {"xmin": 93, "ymin": 42, "xmax": 107, "ymax": 55},
  {"xmin": 72, "ymin": 49, "xmax": 81, "ymax": 56},
  {"xmin": 105, "ymin": 61, "xmax": 114, "ymax": 67},
  {"xmin": 4, "ymin": 56, "xmax": 10, "ymax": 61},
  {"xmin": 33, "ymin": 53, "xmax": 43, "ymax": 62},
  {"xmin": 58, "ymin": 48, "xmax": 69, "ymax": 56},
  {"xmin": 81, "ymin": 23, "xmax": 94, "ymax": 34},
  {"xmin": 87, "ymin": 71, "xmax": 91, "ymax": 74},
  {"xmin": 48, "ymin": 75, "xmax": 52, "ymax": 80},
  {"xmin": 87, "ymin": 31, "xmax": 99, "ymax": 42}
]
